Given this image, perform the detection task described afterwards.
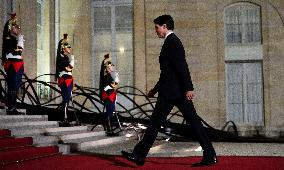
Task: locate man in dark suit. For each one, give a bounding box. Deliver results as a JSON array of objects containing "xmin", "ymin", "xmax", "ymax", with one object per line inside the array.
[{"xmin": 121, "ymin": 15, "xmax": 217, "ymax": 167}]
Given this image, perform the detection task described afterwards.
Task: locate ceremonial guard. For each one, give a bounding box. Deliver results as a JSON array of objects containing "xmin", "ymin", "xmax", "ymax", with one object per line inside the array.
[
  {"xmin": 2, "ymin": 13, "xmax": 25, "ymax": 114},
  {"xmin": 55, "ymin": 34, "xmax": 75, "ymax": 126},
  {"xmin": 99, "ymin": 54, "xmax": 119, "ymax": 136}
]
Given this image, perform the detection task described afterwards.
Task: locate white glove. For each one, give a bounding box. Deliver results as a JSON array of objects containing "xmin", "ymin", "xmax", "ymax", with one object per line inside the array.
[
  {"xmin": 114, "ymin": 72, "xmax": 119, "ymax": 83},
  {"xmin": 104, "ymin": 85, "xmax": 112, "ymax": 91},
  {"xmin": 17, "ymin": 34, "xmax": 25, "ymax": 49},
  {"xmin": 69, "ymin": 55, "xmax": 75, "ymax": 67}
]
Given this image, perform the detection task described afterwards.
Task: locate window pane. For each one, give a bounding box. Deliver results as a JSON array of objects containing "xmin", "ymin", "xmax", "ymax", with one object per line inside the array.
[
  {"xmin": 243, "ymin": 6, "xmax": 261, "ymax": 43},
  {"xmin": 94, "ymin": 30, "xmax": 112, "ymax": 51},
  {"xmin": 115, "ymin": 6, "xmax": 133, "ymax": 30},
  {"xmin": 227, "ymin": 63, "xmax": 244, "ymax": 123},
  {"xmin": 116, "ymin": 51, "xmax": 133, "ymax": 75},
  {"xmin": 226, "ymin": 23, "xmax": 242, "ymax": 43},
  {"xmin": 37, "ymin": 2, "xmax": 42, "ymax": 25},
  {"xmin": 244, "ymin": 63, "xmax": 263, "ymax": 124},
  {"xmin": 94, "ymin": 7, "xmax": 111, "ymax": 30},
  {"xmin": 225, "ymin": 6, "xmax": 242, "ymax": 43},
  {"xmin": 116, "ymin": 30, "xmax": 133, "ymax": 51}
]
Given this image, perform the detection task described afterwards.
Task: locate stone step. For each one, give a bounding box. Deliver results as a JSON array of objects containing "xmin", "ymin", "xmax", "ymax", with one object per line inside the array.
[
  {"xmin": 0, "ymin": 109, "xmax": 26, "ymax": 115},
  {"xmin": 12, "ymin": 126, "xmax": 88, "ymax": 137},
  {"xmin": 59, "ymin": 131, "xmax": 106, "ymax": 144},
  {"xmin": 72, "ymin": 135, "xmax": 127, "ymax": 151},
  {"xmin": 87, "ymin": 125, "xmax": 105, "ymax": 132},
  {"xmin": 44, "ymin": 126, "xmax": 89, "ymax": 136},
  {"xmin": 0, "ymin": 109, "xmax": 6, "ymax": 115},
  {"xmin": 0, "ymin": 115, "xmax": 48, "ymax": 122},
  {"xmin": 31, "ymin": 136, "xmax": 70, "ymax": 154},
  {"xmin": 58, "ymin": 144, "xmax": 71, "ymax": 154},
  {"xmin": 32, "ymin": 135, "xmax": 60, "ymax": 146},
  {"xmin": 12, "ymin": 128, "xmax": 48, "ymax": 137},
  {"xmin": 84, "ymin": 139, "xmax": 138, "ymax": 155},
  {"xmin": 0, "ymin": 121, "xmax": 59, "ymax": 130},
  {"xmin": 34, "ymin": 142, "xmax": 70, "ymax": 155}
]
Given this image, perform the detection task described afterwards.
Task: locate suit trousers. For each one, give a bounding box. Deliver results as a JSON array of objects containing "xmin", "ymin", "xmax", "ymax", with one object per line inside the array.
[{"xmin": 132, "ymin": 96, "xmax": 215, "ymax": 158}]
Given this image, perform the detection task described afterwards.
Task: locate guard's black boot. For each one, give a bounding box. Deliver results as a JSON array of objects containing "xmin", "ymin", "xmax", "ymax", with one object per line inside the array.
[
  {"xmin": 58, "ymin": 103, "xmax": 70, "ymax": 126},
  {"xmin": 7, "ymin": 108, "xmax": 25, "ymax": 115},
  {"xmin": 7, "ymin": 91, "xmax": 23, "ymax": 115},
  {"xmin": 73, "ymin": 110, "xmax": 81, "ymax": 126},
  {"xmin": 105, "ymin": 116, "xmax": 117, "ymax": 136},
  {"xmin": 59, "ymin": 119, "xmax": 71, "ymax": 127},
  {"xmin": 0, "ymin": 99, "xmax": 6, "ymax": 109},
  {"xmin": 74, "ymin": 119, "xmax": 81, "ymax": 126}
]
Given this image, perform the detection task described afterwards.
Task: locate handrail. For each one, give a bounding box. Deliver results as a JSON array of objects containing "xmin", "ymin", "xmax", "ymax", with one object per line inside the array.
[{"xmin": 0, "ymin": 69, "xmax": 239, "ymax": 141}]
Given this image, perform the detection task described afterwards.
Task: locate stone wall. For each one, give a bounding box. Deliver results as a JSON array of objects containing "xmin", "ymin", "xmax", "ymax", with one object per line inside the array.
[{"xmin": 264, "ymin": 0, "xmax": 284, "ymax": 136}]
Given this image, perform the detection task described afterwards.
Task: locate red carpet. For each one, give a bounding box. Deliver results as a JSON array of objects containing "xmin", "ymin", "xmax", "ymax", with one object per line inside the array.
[
  {"xmin": 0, "ymin": 129, "xmax": 11, "ymax": 137},
  {"xmin": 1, "ymin": 129, "xmax": 283, "ymax": 169},
  {"xmin": 0, "ymin": 129, "xmax": 60, "ymax": 166},
  {"xmin": 2, "ymin": 155, "xmax": 284, "ymax": 170},
  {"xmin": 0, "ymin": 145, "xmax": 59, "ymax": 164},
  {"xmin": 0, "ymin": 137, "xmax": 33, "ymax": 149}
]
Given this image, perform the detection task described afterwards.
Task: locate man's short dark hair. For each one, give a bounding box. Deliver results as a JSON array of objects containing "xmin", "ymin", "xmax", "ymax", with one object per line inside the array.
[{"xmin": 153, "ymin": 15, "xmax": 174, "ymax": 30}]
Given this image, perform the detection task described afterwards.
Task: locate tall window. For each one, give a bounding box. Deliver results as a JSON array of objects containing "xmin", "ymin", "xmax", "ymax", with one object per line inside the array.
[
  {"xmin": 36, "ymin": 0, "xmax": 50, "ymax": 100},
  {"xmin": 92, "ymin": 0, "xmax": 133, "ymax": 108},
  {"xmin": 224, "ymin": 2, "xmax": 263, "ymax": 125}
]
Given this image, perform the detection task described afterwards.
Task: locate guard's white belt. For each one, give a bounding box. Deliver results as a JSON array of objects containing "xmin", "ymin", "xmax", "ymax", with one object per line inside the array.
[
  {"xmin": 6, "ymin": 53, "xmax": 22, "ymax": 60},
  {"xmin": 59, "ymin": 71, "xmax": 72, "ymax": 77}
]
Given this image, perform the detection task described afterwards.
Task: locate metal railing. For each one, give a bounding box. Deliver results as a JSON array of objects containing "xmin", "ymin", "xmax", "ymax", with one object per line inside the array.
[{"xmin": 0, "ymin": 68, "xmax": 240, "ymax": 141}]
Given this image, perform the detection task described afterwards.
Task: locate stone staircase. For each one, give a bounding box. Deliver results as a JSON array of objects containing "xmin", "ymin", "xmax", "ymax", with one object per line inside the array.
[{"xmin": 0, "ymin": 108, "xmax": 138, "ymax": 155}]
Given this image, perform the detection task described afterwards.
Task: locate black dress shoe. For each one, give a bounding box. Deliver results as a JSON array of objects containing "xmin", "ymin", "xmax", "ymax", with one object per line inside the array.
[
  {"xmin": 192, "ymin": 156, "xmax": 218, "ymax": 167},
  {"xmin": 121, "ymin": 150, "xmax": 145, "ymax": 166}
]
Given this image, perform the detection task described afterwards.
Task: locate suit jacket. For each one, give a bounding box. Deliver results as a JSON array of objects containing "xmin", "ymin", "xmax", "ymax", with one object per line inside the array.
[{"xmin": 153, "ymin": 33, "xmax": 194, "ymax": 99}]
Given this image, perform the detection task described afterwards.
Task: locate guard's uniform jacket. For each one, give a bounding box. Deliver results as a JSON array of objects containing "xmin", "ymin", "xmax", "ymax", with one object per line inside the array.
[{"xmin": 2, "ymin": 14, "xmax": 24, "ymax": 112}]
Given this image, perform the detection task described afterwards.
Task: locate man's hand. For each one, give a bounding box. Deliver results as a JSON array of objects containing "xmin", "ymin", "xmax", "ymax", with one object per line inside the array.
[
  {"xmin": 147, "ymin": 88, "xmax": 156, "ymax": 98},
  {"xmin": 186, "ymin": 91, "xmax": 194, "ymax": 100}
]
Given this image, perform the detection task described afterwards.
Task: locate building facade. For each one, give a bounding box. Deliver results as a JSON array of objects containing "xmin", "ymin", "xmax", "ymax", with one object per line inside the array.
[{"xmin": 0, "ymin": 0, "xmax": 283, "ymax": 137}]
